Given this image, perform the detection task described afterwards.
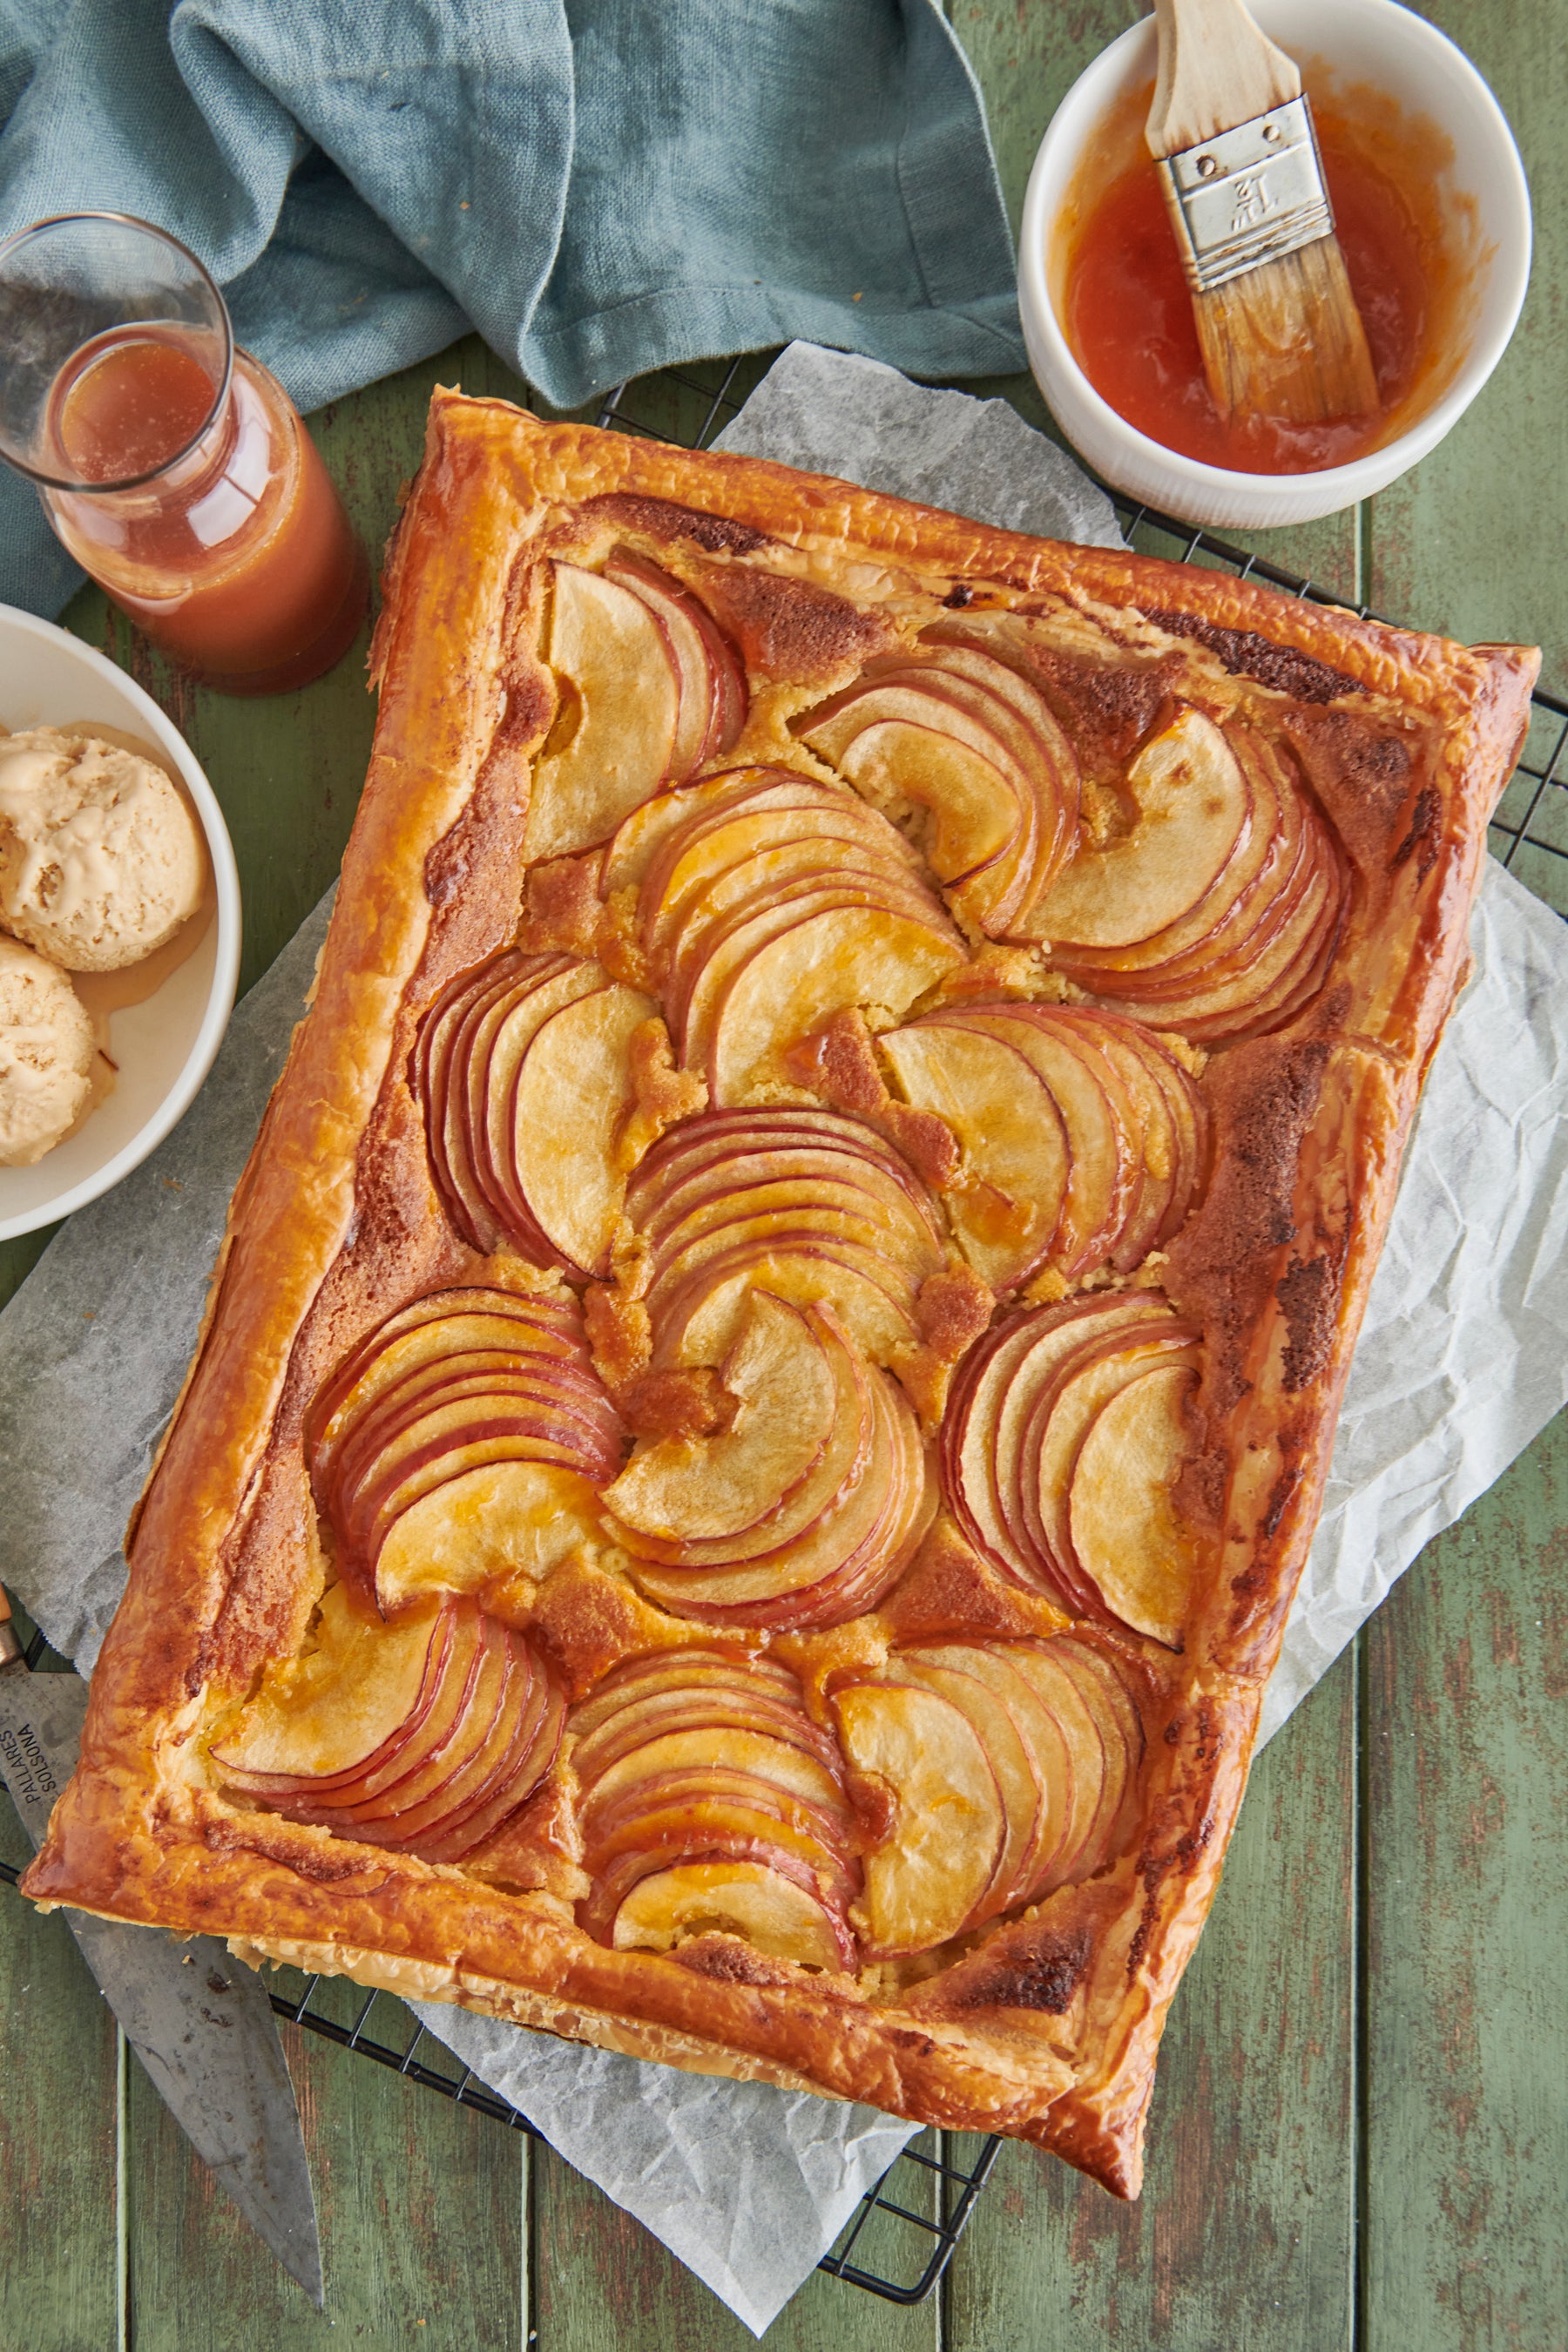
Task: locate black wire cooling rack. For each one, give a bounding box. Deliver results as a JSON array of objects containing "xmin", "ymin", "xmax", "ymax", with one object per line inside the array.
[{"xmin": 3, "ymin": 352, "xmax": 1565, "ymax": 2313}]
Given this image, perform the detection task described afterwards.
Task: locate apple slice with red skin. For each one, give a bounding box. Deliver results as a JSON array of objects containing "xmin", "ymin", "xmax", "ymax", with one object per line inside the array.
[
  {"xmin": 675, "ymin": 871, "xmax": 955, "ymax": 1065},
  {"xmin": 580, "ymin": 1772, "xmax": 859, "ymax": 1897},
  {"xmin": 900, "ymin": 637, "xmax": 1081, "ymax": 896},
  {"xmin": 582, "ymin": 1725, "xmax": 847, "ymax": 1819},
  {"xmin": 604, "ymin": 552, "xmax": 747, "ymax": 769},
  {"xmin": 652, "ymin": 831, "xmax": 936, "ymax": 1003},
  {"xmin": 610, "ymin": 1862, "xmax": 851, "ymax": 1971},
  {"xmin": 314, "ymin": 1610, "xmax": 514, "ymax": 1829},
  {"xmin": 935, "ymin": 1009, "xmax": 1134, "ymax": 1280},
  {"xmin": 808, "ymin": 706, "xmax": 1024, "ymax": 887},
  {"xmin": 648, "ymin": 1246, "xmax": 925, "ymax": 1374},
  {"xmin": 628, "ymin": 1355, "xmax": 925, "ymax": 1624},
  {"xmin": 643, "ymin": 796, "xmax": 926, "ymax": 964},
  {"xmin": 571, "ymin": 1686, "xmax": 843, "ymax": 1783},
  {"xmin": 834, "ymin": 1678, "xmax": 1006, "ymax": 1957},
  {"xmin": 1060, "ymin": 734, "xmax": 1294, "ymax": 986},
  {"xmin": 1001, "ymin": 1641, "xmax": 1110, "ymax": 1888},
  {"xmin": 942, "ymin": 1295, "xmax": 1173, "ymax": 1602},
  {"xmin": 1019, "ymin": 1318, "xmax": 1200, "ymax": 1623},
  {"xmin": 369, "ymin": 1463, "xmax": 605, "ymax": 1611},
  {"xmin": 605, "ymin": 766, "xmax": 835, "ymax": 896},
  {"xmin": 507, "ymin": 982, "xmax": 658, "ymax": 1276},
  {"xmin": 1108, "ymin": 842, "xmax": 1340, "ymax": 1039},
  {"xmin": 413, "ymin": 952, "xmax": 540, "ymax": 1247},
  {"xmin": 885, "ymin": 1653, "xmax": 1040, "ymax": 1928},
  {"xmin": 639, "ymin": 1172, "xmax": 920, "ymax": 1267},
  {"xmin": 1028, "ymin": 704, "xmax": 1252, "ymax": 950},
  {"xmin": 1048, "ymin": 1638, "xmax": 1145, "ymax": 1870},
  {"xmin": 603, "ymin": 1293, "xmax": 837, "ymax": 1544},
  {"xmin": 211, "ymin": 1589, "xmax": 451, "ymax": 1795},
  {"xmin": 629, "ymin": 1108, "xmax": 940, "ymax": 1236},
  {"xmin": 637, "ymin": 1371, "xmax": 934, "ymax": 1636},
  {"xmin": 524, "ymin": 564, "xmax": 683, "ymax": 861},
  {"xmin": 632, "ymin": 1142, "xmax": 935, "ymax": 1246},
  {"xmin": 479, "ymin": 966, "xmax": 626, "ymax": 1262},
  {"xmin": 916, "ymin": 1643, "xmax": 1078, "ymax": 1903},
  {"xmin": 582, "ymin": 1838, "xmax": 857, "ymax": 1960},
  {"xmin": 704, "ymin": 901, "xmax": 965, "ymax": 1105},
  {"xmin": 878, "ymin": 1019, "xmax": 1070, "ymax": 1293},
  {"xmin": 1087, "ymin": 789, "xmax": 1317, "ymax": 1002},
  {"xmin": 611, "ymin": 1308, "xmax": 871, "ymax": 1568},
  {"xmin": 308, "ymin": 1291, "xmax": 598, "ymax": 1468},
  {"xmin": 570, "ymin": 1647, "xmax": 807, "ymax": 1736},
  {"xmin": 1064, "ymin": 1359, "xmax": 1200, "ymax": 1648},
  {"xmin": 417, "ymin": 1669, "xmax": 566, "ymax": 1864}
]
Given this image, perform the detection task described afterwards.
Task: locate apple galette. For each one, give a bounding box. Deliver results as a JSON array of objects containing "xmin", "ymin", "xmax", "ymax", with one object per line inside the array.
[{"xmin": 24, "ymin": 393, "xmax": 1537, "ymax": 2195}]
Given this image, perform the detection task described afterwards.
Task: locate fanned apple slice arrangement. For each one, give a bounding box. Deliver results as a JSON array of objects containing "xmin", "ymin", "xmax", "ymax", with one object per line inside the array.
[
  {"xmin": 943, "ymin": 1294, "xmax": 1202, "ymax": 1648},
  {"xmin": 413, "ymin": 950, "xmax": 659, "ymax": 1276},
  {"xmin": 878, "ymin": 1002, "xmax": 1208, "ymax": 1293},
  {"xmin": 523, "ymin": 555, "xmax": 747, "ymax": 862},
  {"xmin": 307, "ymin": 1286, "xmax": 624, "ymax": 1612},
  {"xmin": 833, "ymin": 1637, "xmax": 1144, "ymax": 1955},
  {"xmin": 212, "ymin": 1586, "xmax": 564, "ymax": 1865},
  {"xmin": 601, "ymin": 1292, "xmax": 935, "ymax": 1630},
  {"xmin": 794, "ymin": 632, "xmax": 1080, "ymax": 936},
  {"xmin": 623, "ymin": 1105, "xmax": 950, "ymax": 1371},
  {"xmin": 571, "ymin": 1648, "xmax": 860, "ymax": 1970},
  {"xmin": 1029, "ymin": 710, "xmax": 1347, "ymax": 1042},
  {"xmin": 615, "ymin": 762, "xmax": 965, "ymax": 1102}
]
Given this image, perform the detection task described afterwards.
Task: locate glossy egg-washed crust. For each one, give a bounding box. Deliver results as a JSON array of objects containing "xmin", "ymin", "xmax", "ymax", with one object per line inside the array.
[{"xmin": 24, "ymin": 392, "xmax": 1537, "ymax": 2195}]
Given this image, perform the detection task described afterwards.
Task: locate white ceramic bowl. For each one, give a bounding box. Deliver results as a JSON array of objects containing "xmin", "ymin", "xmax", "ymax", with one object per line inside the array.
[
  {"xmin": 1018, "ymin": 0, "xmax": 1532, "ymax": 530},
  {"xmin": 0, "ymin": 606, "xmax": 241, "ymax": 1240}
]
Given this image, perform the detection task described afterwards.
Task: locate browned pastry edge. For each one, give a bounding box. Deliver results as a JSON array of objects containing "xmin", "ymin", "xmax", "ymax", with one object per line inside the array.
[{"xmin": 23, "ymin": 391, "xmax": 1538, "ymax": 2196}]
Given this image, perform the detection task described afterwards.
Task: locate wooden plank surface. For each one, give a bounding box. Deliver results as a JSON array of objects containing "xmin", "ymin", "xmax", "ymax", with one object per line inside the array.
[{"xmin": 1, "ymin": 0, "xmax": 1564, "ymax": 2341}]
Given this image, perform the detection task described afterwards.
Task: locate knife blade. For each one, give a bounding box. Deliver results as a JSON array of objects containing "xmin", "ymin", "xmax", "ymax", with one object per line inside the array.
[{"xmin": 0, "ymin": 1622, "xmax": 324, "ymax": 2307}]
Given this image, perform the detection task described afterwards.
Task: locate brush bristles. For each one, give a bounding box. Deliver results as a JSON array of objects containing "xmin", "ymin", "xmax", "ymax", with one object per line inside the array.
[{"xmin": 1193, "ymin": 234, "xmax": 1380, "ymax": 429}]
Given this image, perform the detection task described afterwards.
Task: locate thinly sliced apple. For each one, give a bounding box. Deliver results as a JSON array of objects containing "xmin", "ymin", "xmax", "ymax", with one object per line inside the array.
[
  {"xmin": 603, "ymin": 1293, "xmax": 836, "ymax": 1542},
  {"xmin": 611, "ymin": 1861, "xmax": 850, "ymax": 1970},
  {"xmin": 705, "ymin": 902, "xmax": 964, "ymax": 1104},
  {"xmin": 606, "ymin": 767, "xmax": 829, "ymax": 896},
  {"xmin": 418, "ymin": 1665, "xmax": 566, "ymax": 1863},
  {"xmin": 1025, "ymin": 1323, "xmax": 1199, "ymax": 1604},
  {"xmin": 571, "ymin": 1685, "xmax": 841, "ymax": 1780},
  {"xmin": 835, "ymin": 1680, "xmax": 1004, "ymax": 1955},
  {"xmin": 604, "ymin": 553, "xmax": 713, "ymax": 781},
  {"xmin": 326, "ymin": 1612, "xmax": 511, "ymax": 1826},
  {"xmin": 1029, "ymin": 705, "xmax": 1250, "ymax": 949},
  {"xmin": 611, "ymin": 1310, "xmax": 870, "ymax": 1567},
  {"xmin": 1004, "ymin": 1642, "xmax": 1108, "ymax": 1887},
  {"xmin": 815, "ymin": 713, "xmax": 1022, "ymax": 884},
  {"xmin": 651, "ymin": 1249, "xmax": 923, "ymax": 1372},
  {"xmin": 947, "ymin": 1009, "xmax": 1133, "ymax": 1279},
  {"xmin": 569, "ymin": 1646, "xmax": 807, "ymax": 1737},
  {"xmin": 645, "ymin": 805, "xmax": 926, "ymax": 971},
  {"xmin": 582, "ymin": 1725, "xmax": 845, "ymax": 1816},
  {"xmin": 878, "ymin": 1021, "xmax": 1069, "ymax": 1292},
  {"xmin": 580, "ymin": 1777, "xmax": 857, "ymax": 1892},
  {"xmin": 525, "ymin": 564, "xmax": 682, "ymax": 860},
  {"xmin": 507, "ymin": 983, "xmax": 657, "ymax": 1274},
  {"xmin": 375, "ymin": 1461, "xmax": 605, "ymax": 1609},
  {"xmin": 1067, "ymin": 1361, "xmax": 1199, "ymax": 1647},
  {"xmin": 936, "ymin": 1644, "xmax": 1076, "ymax": 1901},
  {"xmin": 1049, "ymin": 1639, "xmax": 1144, "ymax": 1870},
  {"xmin": 210, "ymin": 1587, "xmax": 447, "ymax": 1786},
  {"xmin": 476, "ymin": 962, "xmax": 608, "ymax": 1248},
  {"xmin": 889, "ymin": 1655, "xmax": 1039, "ymax": 1927}
]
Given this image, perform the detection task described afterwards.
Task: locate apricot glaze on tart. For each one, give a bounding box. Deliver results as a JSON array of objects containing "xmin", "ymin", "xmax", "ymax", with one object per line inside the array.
[{"xmin": 24, "ymin": 394, "xmax": 1538, "ymax": 2195}]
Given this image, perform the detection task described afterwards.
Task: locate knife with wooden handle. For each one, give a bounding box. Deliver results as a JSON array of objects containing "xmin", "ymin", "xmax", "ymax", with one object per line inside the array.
[{"xmin": 0, "ymin": 1585, "xmax": 324, "ymax": 2306}]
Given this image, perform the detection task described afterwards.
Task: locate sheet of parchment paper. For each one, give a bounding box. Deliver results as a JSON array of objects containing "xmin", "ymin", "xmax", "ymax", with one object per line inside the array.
[{"xmin": 1, "ymin": 343, "xmax": 1565, "ymax": 2333}]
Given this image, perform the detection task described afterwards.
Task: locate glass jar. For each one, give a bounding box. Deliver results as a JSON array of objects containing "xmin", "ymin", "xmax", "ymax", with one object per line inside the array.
[{"xmin": 0, "ymin": 212, "xmax": 368, "ymax": 695}]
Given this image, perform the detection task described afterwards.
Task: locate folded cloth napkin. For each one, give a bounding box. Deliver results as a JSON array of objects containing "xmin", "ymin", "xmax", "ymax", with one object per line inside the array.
[{"xmin": 0, "ymin": 0, "xmax": 1025, "ymax": 618}]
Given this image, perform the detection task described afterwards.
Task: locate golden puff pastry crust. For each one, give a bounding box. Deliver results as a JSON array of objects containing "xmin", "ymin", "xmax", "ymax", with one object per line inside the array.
[{"xmin": 24, "ymin": 390, "xmax": 1538, "ymax": 2197}]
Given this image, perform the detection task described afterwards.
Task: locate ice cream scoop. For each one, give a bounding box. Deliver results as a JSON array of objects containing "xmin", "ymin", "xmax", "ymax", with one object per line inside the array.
[
  {"xmin": 0, "ymin": 935, "xmax": 96, "ymax": 1165},
  {"xmin": 0, "ymin": 727, "xmax": 206, "ymax": 972}
]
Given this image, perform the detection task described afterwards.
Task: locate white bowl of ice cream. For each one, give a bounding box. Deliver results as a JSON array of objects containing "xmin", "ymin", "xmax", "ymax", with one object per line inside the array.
[{"xmin": 0, "ymin": 605, "xmax": 240, "ymax": 1240}]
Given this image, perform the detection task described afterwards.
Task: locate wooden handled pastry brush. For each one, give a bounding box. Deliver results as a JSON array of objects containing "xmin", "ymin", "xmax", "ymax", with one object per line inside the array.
[{"xmin": 1146, "ymin": 0, "xmax": 1379, "ymax": 427}]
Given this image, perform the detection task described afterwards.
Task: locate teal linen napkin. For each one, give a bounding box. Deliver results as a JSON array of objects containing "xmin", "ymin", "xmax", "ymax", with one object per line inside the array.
[{"xmin": 0, "ymin": 0, "xmax": 1024, "ymax": 618}]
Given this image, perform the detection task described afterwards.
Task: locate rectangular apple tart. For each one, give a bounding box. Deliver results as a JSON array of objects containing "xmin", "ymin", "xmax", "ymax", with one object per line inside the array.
[{"xmin": 24, "ymin": 391, "xmax": 1538, "ymax": 2194}]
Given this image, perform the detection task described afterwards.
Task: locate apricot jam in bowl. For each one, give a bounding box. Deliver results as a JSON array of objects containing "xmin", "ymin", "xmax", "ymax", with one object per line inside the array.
[{"xmin": 1018, "ymin": 0, "xmax": 1531, "ymax": 531}]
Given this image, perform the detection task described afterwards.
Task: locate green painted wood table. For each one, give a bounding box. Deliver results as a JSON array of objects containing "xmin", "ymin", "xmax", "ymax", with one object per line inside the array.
[{"xmin": 2, "ymin": 4, "xmax": 1563, "ymax": 2345}]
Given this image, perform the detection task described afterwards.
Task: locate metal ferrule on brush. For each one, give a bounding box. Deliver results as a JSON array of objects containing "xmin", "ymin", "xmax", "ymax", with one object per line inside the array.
[{"xmin": 1156, "ymin": 94, "xmax": 1335, "ymax": 294}]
